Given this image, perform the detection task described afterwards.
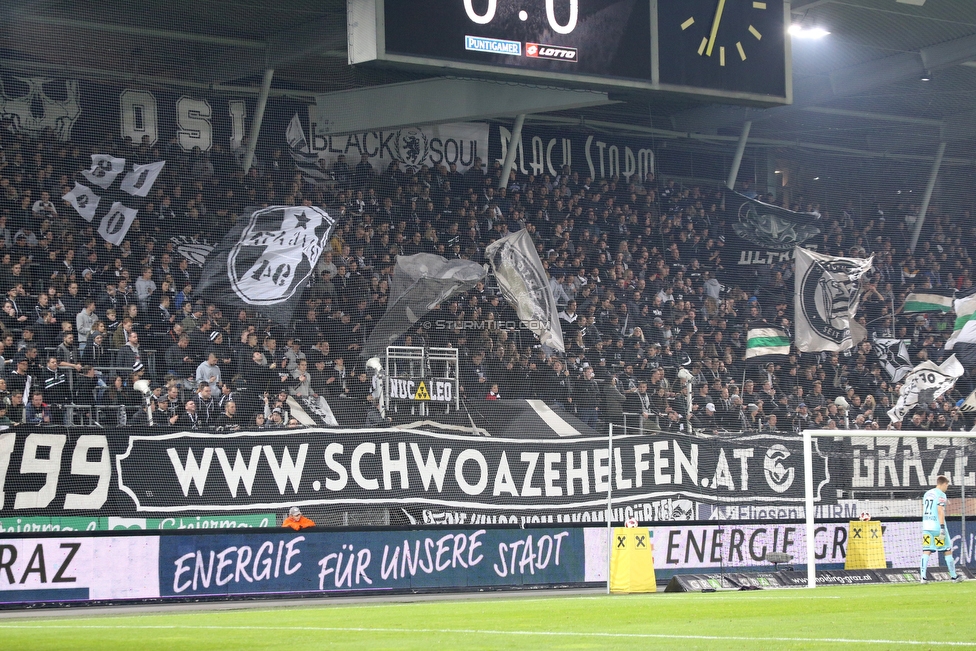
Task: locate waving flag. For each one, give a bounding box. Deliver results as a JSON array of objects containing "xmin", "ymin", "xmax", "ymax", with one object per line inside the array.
[
  {"xmin": 196, "ymin": 206, "xmax": 334, "ymax": 325},
  {"xmin": 63, "ymin": 155, "xmax": 165, "ymax": 245},
  {"xmin": 958, "ymin": 388, "xmax": 976, "ymax": 414},
  {"xmin": 286, "ymin": 114, "xmax": 332, "ymax": 187},
  {"xmin": 902, "ymin": 289, "xmax": 955, "ymax": 313},
  {"xmin": 363, "ymin": 254, "xmax": 486, "ymax": 357},
  {"xmin": 744, "ymin": 325, "xmax": 791, "ymax": 360},
  {"xmin": 872, "ymin": 337, "xmax": 913, "ymax": 383},
  {"xmin": 725, "ymin": 191, "xmax": 822, "ymax": 252},
  {"xmin": 946, "ymin": 289, "xmax": 976, "ymax": 350},
  {"xmin": 485, "ymin": 230, "xmax": 565, "ymax": 353},
  {"xmin": 887, "ymin": 355, "xmax": 964, "ymax": 424},
  {"xmin": 794, "ymin": 247, "xmax": 873, "ymax": 352}
]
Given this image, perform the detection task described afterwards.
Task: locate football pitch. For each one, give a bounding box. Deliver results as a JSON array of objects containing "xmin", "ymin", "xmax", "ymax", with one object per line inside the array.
[{"xmin": 2, "ymin": 583, "xmax": 975, "ymax": 650}]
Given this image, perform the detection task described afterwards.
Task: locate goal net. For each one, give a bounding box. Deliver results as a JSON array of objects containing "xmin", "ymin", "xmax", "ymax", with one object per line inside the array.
[{"xmin": 802, "ymin": 429, "xmax": 975, "ymax": 588}]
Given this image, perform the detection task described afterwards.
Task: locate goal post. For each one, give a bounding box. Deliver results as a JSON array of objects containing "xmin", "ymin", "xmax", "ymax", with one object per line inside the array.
[{"xmin": 803, "ymin": 429, "xmax": 974, "ymax": 589}]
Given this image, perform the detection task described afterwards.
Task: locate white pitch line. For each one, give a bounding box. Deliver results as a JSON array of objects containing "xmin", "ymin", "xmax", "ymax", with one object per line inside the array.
[
  {"xmin": 260, "ymin": 593, "xmax": 844, "ymax": 611},
  {"xmin": 0, "ymin": 624, "xmax": 973, "ymax": 646},
  {"xmin": 0, "ymin": 593, "xmax": 846, "ymax": 621}
]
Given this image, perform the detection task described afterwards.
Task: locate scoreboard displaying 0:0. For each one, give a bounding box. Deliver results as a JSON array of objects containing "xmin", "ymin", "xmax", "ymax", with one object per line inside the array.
[{"xmin": 347, "ymin": 0, "xmax": 791, "ymax": 105}]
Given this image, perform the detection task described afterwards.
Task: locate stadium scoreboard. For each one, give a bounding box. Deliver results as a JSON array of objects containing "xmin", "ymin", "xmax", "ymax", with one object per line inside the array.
[{"xmin": 348, "ymin": 0, "xmax": 791, "ymax": 105}]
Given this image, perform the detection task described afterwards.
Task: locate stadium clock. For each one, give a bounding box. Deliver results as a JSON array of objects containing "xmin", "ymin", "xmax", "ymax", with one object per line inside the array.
[{"xmin": 655, "ymin": 0, "xmax": 791, "ymax": 101}]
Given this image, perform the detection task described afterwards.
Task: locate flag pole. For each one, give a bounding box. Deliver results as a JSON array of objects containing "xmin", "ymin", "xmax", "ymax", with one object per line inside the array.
[
  {"xmin": 962, "ymin": 475, "xmax": 968, "ymax": 569},
  {"xmin": 606, "ymin": 422, "xmax": 614, "ymax": 595}
]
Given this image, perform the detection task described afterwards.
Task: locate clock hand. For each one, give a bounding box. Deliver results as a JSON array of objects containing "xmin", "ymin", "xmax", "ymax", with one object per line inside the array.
[{"xmin": 705, "ymin": 0, "xmax": 727, "ymax": 57}]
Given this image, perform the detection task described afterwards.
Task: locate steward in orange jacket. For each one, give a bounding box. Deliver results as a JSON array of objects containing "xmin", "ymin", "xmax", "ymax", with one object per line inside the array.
[{"xmin": 282, "ymin": 506, "xmax": 315, "ymax": 530}]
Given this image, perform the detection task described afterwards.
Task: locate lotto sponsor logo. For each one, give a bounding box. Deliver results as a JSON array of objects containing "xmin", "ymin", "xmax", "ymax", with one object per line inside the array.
[
  {"xmin": 464, "ymin": 35, "xmax": 522, "ymax": 56},
  {"xmin": 526, "ymin": 43, "xmax": 578, "ymax": 61}
]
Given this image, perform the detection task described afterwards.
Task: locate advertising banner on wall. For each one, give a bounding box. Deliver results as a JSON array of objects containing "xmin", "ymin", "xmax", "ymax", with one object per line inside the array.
[
  {"xmin": 489, "ymin": 121, "xmax": 655, "ymax": 183},
  {"xmin": 0, "ymin": 527, "xmax": 589, "ymax": 604},
  {"xmin": 1, "ymin": 427, "xmax": 972, "ymax": 525},
  {"xmin": 158, "ymin": 527, "xmax": 585, "ymax": 598},
  {"xmin": 305, "ymin": 109, "xmax": 489, "ymax": 174},
  {"xmin": 0, "ymin": 535, "xmax": 159, "ymax": 603},
  {"xmin": 647, "ymin": 520, "xmax": 919, "ymax": 573},
  {"xmin": 0, "ymin": 514, "xmax": 277, "ymax": 534},
  {"xmin": 0, "ymin": 521, "xmax": 961, "ymax": 605},
  {"xmin": 115, "ymin": 429, "xmax": 832, "ymax": 513}
]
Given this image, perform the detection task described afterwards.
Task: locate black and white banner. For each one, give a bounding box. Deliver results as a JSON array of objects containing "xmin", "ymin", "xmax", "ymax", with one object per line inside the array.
[
  {"xmin": 363, "ymin": 253, "xmax": 487, "ymax": 357},
  {"xmin": 711, "ymin": 193, "xmax": 824, "ymax": 286},
  {"xmin": 794, "ymin": 247, "xmax": 873, "ymax": 352},
  {"xmin": 2, "ymin": 427, "xmax": 974, "ymax": 523},
  {"xmin": 195, "ymin": 205, "xmax": 335, "ymax": 325},
  {"xmin": 485, "ymin": 230, "xmax": 565, "ymax": 353},
  {"xmin": 117, "ymin": 429, "xmax": 830, "ymax": 513},
  {"xmin": 305, "ymin": 111, "xmax": 489, "ymax": 174},
  {"xmin": 887, "ymin": 355, "xmax": 964, "ymax": 424},
  {"xmin": 62, "ymin": 155, "xmax": 165, "ymax": 245}
]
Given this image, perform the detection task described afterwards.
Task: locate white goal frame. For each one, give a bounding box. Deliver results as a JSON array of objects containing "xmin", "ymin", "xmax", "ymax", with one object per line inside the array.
[{"xmin": 802, "ymin": 429, "xmax": 973, "ymax": 589}]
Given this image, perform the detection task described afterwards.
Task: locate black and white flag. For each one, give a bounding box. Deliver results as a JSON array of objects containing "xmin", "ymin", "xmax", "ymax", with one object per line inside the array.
[
  {"xmin": 794, "ymin": 247, "xmax": 873, "ymax": 352},
  {"xmin": 62, "ymin": 155, "xmax": 165, "ymax": 245},
  {"xmin": 286, "ymin": 114, "xmax": 331, "ymax": 187},
  {"xmin": 725, "ymin": 191, "xmax": 822, "ymax": 252},
  {"xmin": 363, "ymin": 253, "xmax": 486, "ymax": 357},
  {"xmin": 958, "ymin": 388, "xmax": 976, "ymax": 414},
  {"xmin": 872, "ymin": 337, "xmax": 913, "ymax": 383},
  {"xmin": 887, "ymin": 355, "xmax": 964, "ymax": 424},
  {"xmin": 167, "ymin": 235, "xmax": 214, "ymax": 268},
  {"xmin": 196, "ymin": 205, "xmax": 335, "ymax": 325},
  {"xmin": 485, "ymin": 230, "xmax": 565, "ymax": 353}
]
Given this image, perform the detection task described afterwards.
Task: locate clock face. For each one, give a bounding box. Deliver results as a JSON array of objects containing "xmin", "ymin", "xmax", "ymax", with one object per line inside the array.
[{"xmin": 657, "ymin": 0, "xmax": 788, "ymax": 100}]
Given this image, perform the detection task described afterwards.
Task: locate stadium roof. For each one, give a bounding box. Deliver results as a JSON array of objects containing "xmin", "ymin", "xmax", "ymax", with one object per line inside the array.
[{"xmin": 2, "ymin": 0, "xmax": 976, "ymax": 163}]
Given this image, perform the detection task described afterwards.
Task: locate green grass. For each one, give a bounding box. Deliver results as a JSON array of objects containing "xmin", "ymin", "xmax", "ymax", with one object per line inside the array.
[{"xmin": 2, "ymin": 583, "xmax": 976, "ymax": 650}]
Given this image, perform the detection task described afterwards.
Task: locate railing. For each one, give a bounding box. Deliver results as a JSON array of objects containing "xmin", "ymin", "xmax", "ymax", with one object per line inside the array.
[
  {"xmin": 31, "ymin": 403, "xmax": 150, "ymax": 428},
  {"xmin": 29, "ymin": 347, "xmax": 159, "ymax": 394}
]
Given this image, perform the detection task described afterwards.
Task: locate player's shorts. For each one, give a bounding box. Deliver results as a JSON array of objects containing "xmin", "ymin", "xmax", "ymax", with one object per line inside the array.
[{"xmin": 922, "ymin": 529, "xmax": 949, "ymax": 552}]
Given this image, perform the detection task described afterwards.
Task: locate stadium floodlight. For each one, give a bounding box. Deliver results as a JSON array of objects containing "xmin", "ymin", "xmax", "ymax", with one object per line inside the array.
[
  {"xmin": 803, "ymin": 429, "xmax": 973, "ymax": 589},
  {"xmin": 789, "ymin": 24, "xmax": 830, "ymax": 39}
]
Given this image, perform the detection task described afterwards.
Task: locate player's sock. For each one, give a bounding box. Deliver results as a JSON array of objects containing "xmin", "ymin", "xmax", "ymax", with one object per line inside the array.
[
  {"xmin": 945, "ymin": 554, "xmax": 957, "ymax": 579},
  {"xmin": 920, "ymin": 554, "xmax": 929, "ymax": 580}
]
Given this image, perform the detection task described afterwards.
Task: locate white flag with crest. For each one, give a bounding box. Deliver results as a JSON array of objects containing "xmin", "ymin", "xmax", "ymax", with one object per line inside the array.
[
  {"xmin": 794, "ymin": 247, "xmax": 873, "ymax": 352},
  {"xmin": 887, "ymin": 355, "xmax": 965, "ymax": 424}
]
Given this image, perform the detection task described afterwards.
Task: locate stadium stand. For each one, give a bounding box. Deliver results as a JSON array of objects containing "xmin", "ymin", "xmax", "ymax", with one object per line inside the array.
[{"xmin": 0, "ymin": 116, "xmax": 972, "ymax": 434}]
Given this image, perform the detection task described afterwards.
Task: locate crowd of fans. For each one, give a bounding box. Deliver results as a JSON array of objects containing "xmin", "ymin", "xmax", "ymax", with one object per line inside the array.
[{"xmin": 0, "ymin": 120, "xmax": 974, "ymax": 434}]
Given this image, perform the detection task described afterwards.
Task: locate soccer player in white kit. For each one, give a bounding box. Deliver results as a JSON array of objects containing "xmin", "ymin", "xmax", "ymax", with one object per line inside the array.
[{"xmin": 920, "ymin": 475, "xmax": 961, "ymax": 582}]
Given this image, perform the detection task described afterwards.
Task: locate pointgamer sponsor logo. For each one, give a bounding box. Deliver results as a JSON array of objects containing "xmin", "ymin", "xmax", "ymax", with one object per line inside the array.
[
  {"xmin": 464, "ymin": 35, "xmax": 521, "ymax": 56},
  {"xmin": 525, "ymin": 43, "xmax": 578, "ymax": 62}
]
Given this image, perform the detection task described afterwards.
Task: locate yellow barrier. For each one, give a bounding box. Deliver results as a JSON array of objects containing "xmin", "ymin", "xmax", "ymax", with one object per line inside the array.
[
  {"xmin": 609, "ymin": 527, "xmax": 656, "ymax": 593},
  {"xmin": 846, "ymin": 520, "xmax": 886, "ymax": 570}
]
